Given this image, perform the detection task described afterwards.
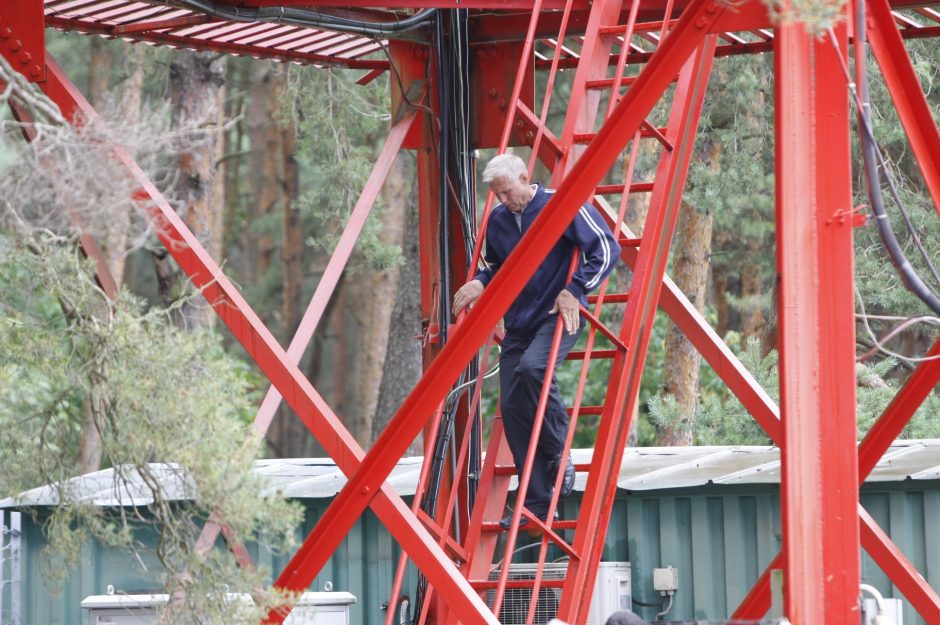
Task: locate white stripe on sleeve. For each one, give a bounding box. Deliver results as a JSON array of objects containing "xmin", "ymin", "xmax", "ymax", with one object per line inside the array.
[{"xmin": 577, "ymin": 206, "xmax": 612, "ymax": 289}]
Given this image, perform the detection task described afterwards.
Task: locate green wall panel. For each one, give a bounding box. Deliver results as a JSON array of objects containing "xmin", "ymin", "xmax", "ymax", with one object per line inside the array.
[{"xmin": 4, "ymin": 483, "xmax": 939, "ymax": 625}]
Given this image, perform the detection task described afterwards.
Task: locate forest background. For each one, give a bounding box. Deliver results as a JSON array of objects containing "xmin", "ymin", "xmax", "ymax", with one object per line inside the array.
[
  {"xmin": 4, "ymin": 25, "xmax": 940, "ymax": 469},
  {"xmin": 0, "ymin": 20, "xmax": 938, "ymax": 621}
]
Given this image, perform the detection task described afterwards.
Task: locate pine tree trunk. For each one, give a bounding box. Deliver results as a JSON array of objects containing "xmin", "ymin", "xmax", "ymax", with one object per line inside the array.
[
  {"xmin": 88, "ymin": 39, "xmax": 112, "ymax": 110},
  {"xmin": 280, "ymin": 117, "xmax": 302, "ymax": 342},
  {"xmin": 654, "ymin": 201, "xmax": 713, "ymax": 445},
  {"xmin": 341, "ymin": 153, "xmax": 412, "ymax": 445},
  {"xmin": 243, "ymin": 62, "xmax": 283, "ymax": 290},
  {"xmin": 374, "ymin": 174, "xmax": 422, "ymax": 451},
  {"xmin": 102, "ymin": 46, "xmax": 145, "ymax": 289},
  {"xmin": 713, "ymin": 271, "xmax": 731, "ymax": 339},
  {"xmin": 222, "ymin": 62, "xmax": 250, "ymax": 261},
  {"xmin": 155, "ymin": 51, "xmax": 226, "ymax": 328},
  {"xmin": 78, "ymin": 398, "xmax": 103, "ymax": 472},
  {"xmin": 78, "ymin": 39, "xmax": 120, "ymax": 474},
  {"xmin": 740, "ymin": 238, "xmax": 765, "ymax": 343}
]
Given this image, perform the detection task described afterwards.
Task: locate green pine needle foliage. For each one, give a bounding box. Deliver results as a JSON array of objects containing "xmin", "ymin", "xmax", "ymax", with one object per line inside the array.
[
  {"xmin": 291, "ymin": 67, "xmax": 404, "ymax": 273},
  {"xmin": 0, "ymin": 236, "xmax": 302, "ymax": 623}
]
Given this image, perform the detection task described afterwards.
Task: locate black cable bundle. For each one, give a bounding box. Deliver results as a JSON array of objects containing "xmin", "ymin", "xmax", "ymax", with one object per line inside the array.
[
  {"xmin": 853, "ymin": 0, "xmax": 940, "ymax": 315},
  {"xmin": 409, "ymin": 10, "xmax": 481, "ymax": 624},
  {"xmin": 169, "ymin": 0, "xmax": 435, "ymax": 36}
]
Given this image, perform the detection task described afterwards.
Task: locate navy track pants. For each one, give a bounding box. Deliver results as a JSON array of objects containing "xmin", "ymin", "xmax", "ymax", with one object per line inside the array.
[{"xmin": 499, "ymin": 315, "xmax": 582, "ymax": 518}]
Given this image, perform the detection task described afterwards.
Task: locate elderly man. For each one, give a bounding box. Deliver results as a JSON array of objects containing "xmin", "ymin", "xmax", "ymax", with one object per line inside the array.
[{"xmin": 453, "ymin": 154, "xmax": 620, "ymax": 529}]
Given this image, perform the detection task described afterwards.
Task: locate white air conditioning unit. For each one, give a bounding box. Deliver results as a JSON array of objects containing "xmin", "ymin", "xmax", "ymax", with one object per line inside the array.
[
  {"xmin": 862, "ymin": 597, "xmax": 903, "ymax": 625},
  {"xmin": 485, "ymin": 561, "xmax": 631, "ymax": 625},
  {"xmin": 81, "ymin": 591, "xmax": 356, "ymax": 625}
]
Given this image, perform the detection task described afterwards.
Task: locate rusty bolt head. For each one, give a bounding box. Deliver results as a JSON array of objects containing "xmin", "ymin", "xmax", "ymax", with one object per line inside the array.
[
  {"xmin": 523, "ymin": 131, "xmax": 535, "ymax": 142},
  {"xmin": 10, "ymin": 38, "xmax": 22, "ymax": 51},
  {"xmin": 0, "ymin": 27, "xmax": 12, "ymax": 39},
  {"xmin": 19, "ymin": 51, "xmax": 31, "ymax": 65},
  {"xmin": 515, "ymin": 119, "xmax": 524, "ymax": 128},
  {"xmin": 489, "ymin": 88, "xmax": 498, "ymax": 98},
  {"xmin": 29, "ymin": 64, "xmax": 41, "ymax": 78}
]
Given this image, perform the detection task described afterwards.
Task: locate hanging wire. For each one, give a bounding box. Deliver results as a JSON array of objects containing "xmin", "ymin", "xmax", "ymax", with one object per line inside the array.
[
  {"xmin": 856, "ymin": 314, "xmax": 940, "ymax": 361},
  {"xmin": 826, "ymin": 25, "xmax": 940, "ymax": 316},
  {"xmin": 855, "ymin": 287, "xmax": 940, "ymax": 363},
  {"xmin": 407, "ymin": 11, "xmax": 484, "ymax": 623}
]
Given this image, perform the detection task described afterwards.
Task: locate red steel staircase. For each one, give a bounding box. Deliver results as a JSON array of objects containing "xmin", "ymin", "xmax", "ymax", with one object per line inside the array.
[{"xmin": 387, "ymin": 0, "xmax": 717, "ymax": 623}]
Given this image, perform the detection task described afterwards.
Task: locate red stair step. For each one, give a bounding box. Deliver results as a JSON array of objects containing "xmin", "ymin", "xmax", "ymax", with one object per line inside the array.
[
  {"xmin": 568, "ymin": 405, "xmax": 604, "ymax": 415},
  {"xmin": 574, "ymin": 126, "xmax": 668, "ymax": 143},
  {"xmin": 595, "ymin": 182, "xmax": 654, "ymax": 194},
  {"xmin": 586, "ymin": 75, "xmax": 637, "ymax": 90},
  {"xmin": 587, "ymin": 292, "xmax": 629, "ymax": 303},
  {"xmin": 566, "ymin": 349, "xmax": 619, "ymax": 360},
  {"xmin": 481, "ymin": 519, "xmax": 579, "ymax": 534}
]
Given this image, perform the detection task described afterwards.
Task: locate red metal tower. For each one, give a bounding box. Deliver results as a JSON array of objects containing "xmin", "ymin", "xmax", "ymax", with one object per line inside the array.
[{"xmin": 2, "ymin": 0, "xmax": 940, "ymax": 624}]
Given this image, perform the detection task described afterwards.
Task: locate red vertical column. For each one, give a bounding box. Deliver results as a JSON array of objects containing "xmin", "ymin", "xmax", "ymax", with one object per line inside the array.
[
  {"xmin": 774, "ymin": 16, "xmax": 860, "ymax": 625},
  {"xmin": 0, "ymin": 0, "xmax": 45, "ymax": 82}
]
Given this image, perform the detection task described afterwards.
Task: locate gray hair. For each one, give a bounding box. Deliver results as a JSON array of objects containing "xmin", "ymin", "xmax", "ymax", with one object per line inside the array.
[{"xmin": 482, "ymin": 153, "xmax": 528, "ymax": 184}]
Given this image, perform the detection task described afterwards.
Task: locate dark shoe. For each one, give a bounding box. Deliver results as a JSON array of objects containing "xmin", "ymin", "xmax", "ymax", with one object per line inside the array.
[
  {"xmin": 550, "ymin": 454, "xmax": 576, "ymax": 498},
  {"xmin": 498, "ymin": 510, "xmax": 559, "ymax": 530}
]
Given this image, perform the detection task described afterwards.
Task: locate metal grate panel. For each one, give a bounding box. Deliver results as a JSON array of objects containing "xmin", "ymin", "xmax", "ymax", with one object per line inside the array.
[{"xmin": 486, "ymin": 563, "xmax": 567, "ymax": 625}]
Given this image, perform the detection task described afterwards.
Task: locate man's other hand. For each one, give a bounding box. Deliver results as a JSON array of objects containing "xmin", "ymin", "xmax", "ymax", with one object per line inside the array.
[
  {"xmin": 551, "ymin": 289, "xmax": 581, "ymax": 335},
  {"xmin": 453, "ymin": 279, "xmax": 484, "ymax": 315}
]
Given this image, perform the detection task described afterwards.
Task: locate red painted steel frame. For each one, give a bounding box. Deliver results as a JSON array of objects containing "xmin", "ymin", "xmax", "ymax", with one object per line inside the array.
[
  {"xmin": 733, "ymin": 340, "xmax": 940, "ymax": 621},
  {"xmin": 866, "ymin": 0, "xmax": 940, "ymax": 216},
  {"xmin": 35, "ymin": 56, "xmax": 499, "ymax": 625},
  {"xmin": 273, "ymin": 3, "xmax": 730, "ymax": 622},
  {"xmin": 191, "ymin": 107, "xmax": 418, "ymax": 553},
  {"xmin": 600, "ymin": 215, "xmax": 783, "ymax": 443},
  {"xmin": 42, "ymin": 16, "xmax": 388, "ymax": 71},
  {"xmin": 0, "ymin": 0, "xmax": 45, "ymax": 82},
  {"xmin": 562, "ymin": 35, "xmax": 719, "ymax": 625},
  {"xmin": 14, "ymin": 0, "xmax": 940, "ymax": 619},
  {"xmin": 858, "ymin": 338, "xmax": 940, "ymax": 478},
  {"xmin": 775, "ymin": 16, "xmax": 860, "ymax": 625},
  {"xmin": 6, "ymin": 101, "xmax": 119, "ymax": 297},
  {"xmin": 860, "ymin": 506, "xmax": 940, "ymax": 623}
]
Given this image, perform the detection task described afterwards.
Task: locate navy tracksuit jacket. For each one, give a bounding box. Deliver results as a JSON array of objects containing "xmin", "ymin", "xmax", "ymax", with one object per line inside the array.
[{"xmin": 474, "ymin": 185, "xmax": 620, "ymax": 518}]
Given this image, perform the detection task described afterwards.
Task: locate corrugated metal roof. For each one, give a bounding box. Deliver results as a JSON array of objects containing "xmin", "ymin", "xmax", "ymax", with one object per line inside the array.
[
  {"xmin": 42, "ymin": 1, "xmax": 940, "ymax": 72},
  {"xmin": 5, "ymin": 440, "xmax": 940, "ymax": 508},
  {"xmin": 44, "ymin": 0, "xmax": 389, "ymax": 71}
]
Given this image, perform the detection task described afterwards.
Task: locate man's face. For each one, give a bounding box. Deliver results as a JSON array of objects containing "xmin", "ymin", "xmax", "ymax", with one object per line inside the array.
[{"xmin": 489, "ymin": 175, "xmax": 531, "ymax": 213}]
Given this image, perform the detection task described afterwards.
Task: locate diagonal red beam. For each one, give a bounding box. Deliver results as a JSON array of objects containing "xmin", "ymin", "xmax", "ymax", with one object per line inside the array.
[
  {"xmin": 36, "ymin": 55, "xmax": 498, "ymax": 625},
  {"xmin": 191, "ymin": 106, "xmax": 418, "ymax": 555},
  {"xmin": 732, "ymin": 339, "xmax": 940, "ymax": 619},
  {"xmin": 860, "ymin": 505, "xmax": 940, "ymax": 623},
  {"xmin": 252, "ymin": 107, "xmax": 417, "ymax": 436},
  {"xmin": 6, "ymin": 100, "xmax": 119, "ymax": 299},
  {"xmin": 731, "ymin": 552, "xmax": 784, "ymax": 621},
  {"xmin": 272, "ymin": 0, "xmax": 731, "ymax": 610},
  {"xmin": 858, "ymin": 338, "xmax": 940, "ymax": 478},
  {"xmin": 867, "ymin": 0, "xmax": 940, "ymax": 216},
  {"xmin": 565, "ymin": 34, "xmax": 719, "ymax": 625},
  {"xmin": 596, "ymin": 209, "xmax": 783, "ymax": 444}
]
